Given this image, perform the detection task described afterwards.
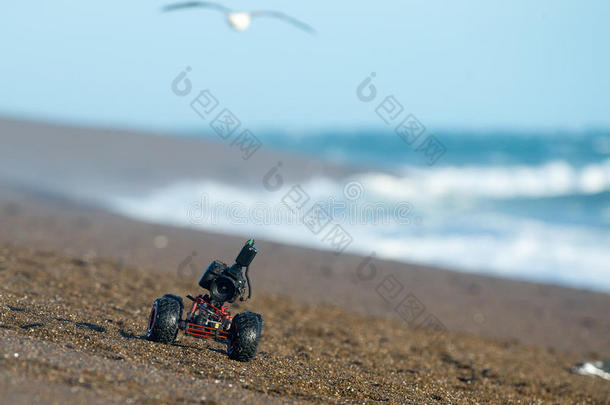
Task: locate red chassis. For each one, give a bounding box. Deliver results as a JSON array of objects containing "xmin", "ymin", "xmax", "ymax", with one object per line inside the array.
[{"xmin": 179, "ymin": 294, "xmax": 232, "ymax": 342}]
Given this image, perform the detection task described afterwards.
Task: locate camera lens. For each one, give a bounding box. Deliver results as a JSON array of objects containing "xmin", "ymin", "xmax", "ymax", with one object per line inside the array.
[{"xmin": 210, "ymin": 276, "xmax": 236, "ymax": 303}]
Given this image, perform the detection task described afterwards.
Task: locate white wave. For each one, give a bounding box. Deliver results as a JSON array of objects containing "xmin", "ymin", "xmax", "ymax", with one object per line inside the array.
[
  {"xmin": 105, "ymin": 177, "xmax": 610, "ymax": 292},
  {"xmin": 357, "ymin": 216, "xmax": 610, "ymax": 292},
  {"xmin": 360, "ymin": 159, "xmax": 610, "ymax": 200}
]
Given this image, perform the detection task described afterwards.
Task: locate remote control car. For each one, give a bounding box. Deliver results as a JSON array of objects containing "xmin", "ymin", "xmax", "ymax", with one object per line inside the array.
[{"xmin": 146, "ymin": 239, "xmax": 263, "ymax": 362}]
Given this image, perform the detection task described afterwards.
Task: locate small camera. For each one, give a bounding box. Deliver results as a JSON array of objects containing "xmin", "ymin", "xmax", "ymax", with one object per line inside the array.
[{"xmin": 199, "ymin": 239, "xmax": 258, "ymax": 305}]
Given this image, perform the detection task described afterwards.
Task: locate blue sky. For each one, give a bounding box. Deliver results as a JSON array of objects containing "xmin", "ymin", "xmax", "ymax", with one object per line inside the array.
[{"xmin": 1, "ymin": 0, "xmax": 609, "ymax": 132}]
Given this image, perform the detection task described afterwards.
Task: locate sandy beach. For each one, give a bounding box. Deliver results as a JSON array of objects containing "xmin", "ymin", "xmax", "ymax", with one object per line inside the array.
[
  {"xmin": 3, "ymin": 1, "xmax": 610, "ymax": 402},
  {"xmin": 0, "ymin": 119, "xmax": 609, "ymax": 403}
]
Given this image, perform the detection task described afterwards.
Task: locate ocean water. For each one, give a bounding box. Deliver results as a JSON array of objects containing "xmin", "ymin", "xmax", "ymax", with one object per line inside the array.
[{"xmin": 108, "ymin": 130, "xmax": 610, "ymax": 292}]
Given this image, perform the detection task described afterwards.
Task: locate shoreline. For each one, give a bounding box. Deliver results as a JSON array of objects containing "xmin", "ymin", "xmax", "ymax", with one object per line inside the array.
[
  {"xmin": 2, "ymin": 117, "xmax": 610, "ymax": 402},
  {"xmin": 0, "ymin": 118, "xmax": 610, "ymax": 293},
  {"xmin": 1, "ymin": 117, "xmax": 609, "ymax": 357},
  {"xmin": 1, "ymin": 184, "xmax": 608, "ymax": 358}
]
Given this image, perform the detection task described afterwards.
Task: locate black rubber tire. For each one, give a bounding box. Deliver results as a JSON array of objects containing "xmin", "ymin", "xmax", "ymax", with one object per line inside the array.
[
  {"xmin": 227, "ymin": 312, "xmax": 263, "ymax": 362},
  {"xmin": 162, "ymin": 294, "xmax": 184, "ymax": 314},
  {"xmin": 146, "ymin": 295, "xmax": 183, "ymax": 344}
]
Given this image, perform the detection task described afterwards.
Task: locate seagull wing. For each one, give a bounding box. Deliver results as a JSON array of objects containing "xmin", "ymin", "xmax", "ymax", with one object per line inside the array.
[
  {"xmin": 250, "ymin": 10, "xmax": 316, "ymax": 34},
  {"xmin": 162, "ymin": 2, "xmax": 230, "ymax": 13}
]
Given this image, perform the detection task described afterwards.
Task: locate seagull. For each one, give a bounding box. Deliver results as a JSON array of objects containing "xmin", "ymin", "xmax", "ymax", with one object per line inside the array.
[{"xmin": 162, "ymin": 2, "xmax": 316, "ymax": 34}]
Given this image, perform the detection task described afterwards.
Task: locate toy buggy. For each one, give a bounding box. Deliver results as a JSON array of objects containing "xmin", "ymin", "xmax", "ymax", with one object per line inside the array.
[{"xmin": 146, "ymin": 239, "xmax": 263, "ymax": 362}]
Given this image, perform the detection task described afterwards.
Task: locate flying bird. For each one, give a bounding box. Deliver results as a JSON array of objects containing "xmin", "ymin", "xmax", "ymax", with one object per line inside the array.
[{"xmin": 162, "ymin": 2, "xmax": 316, "ymax": 34}]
